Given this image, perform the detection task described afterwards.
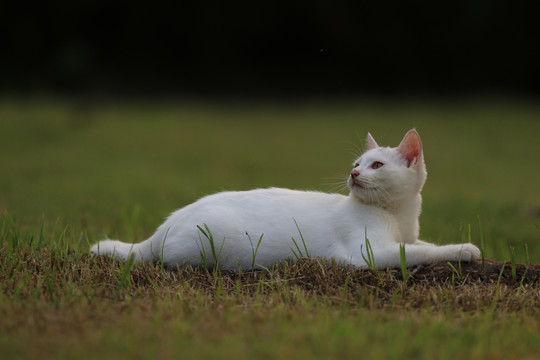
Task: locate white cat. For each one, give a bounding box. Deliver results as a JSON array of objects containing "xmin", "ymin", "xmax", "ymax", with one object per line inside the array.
[{"xmin": 91, "ymin": 129, "xmax": 480, "ymax": 270}]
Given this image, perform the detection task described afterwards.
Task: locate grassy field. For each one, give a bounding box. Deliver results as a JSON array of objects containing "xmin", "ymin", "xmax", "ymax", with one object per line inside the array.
[{"xmin": 0, "ymin": 98, "xmax": 539, "ymax": 359}]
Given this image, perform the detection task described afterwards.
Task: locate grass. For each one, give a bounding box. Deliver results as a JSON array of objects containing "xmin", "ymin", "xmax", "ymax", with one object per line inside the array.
[
  {"xmin": 0, "ymin": 228, "xmax": 538, "ymax": 360},
  {"xmin": 246, "ymin": 232, "xmax": 264, "ymax": 270},
  {"xmin": 197, "ymin": 223, "xmax": 225, "ymax": 268},
  {"xmin": 399, "ymin": 243, "xmax": 408, "ymax": 283},
  {"xmin": 290, "ymin": 218, "xmax": 311, "ymax": 260},
  {"xmin": 0, "ymin": 98, "xmax": 539, "ymax": 359},
  {"xmin": 360, "ymin": 228, "xmax": 377, "ymax": 271}
]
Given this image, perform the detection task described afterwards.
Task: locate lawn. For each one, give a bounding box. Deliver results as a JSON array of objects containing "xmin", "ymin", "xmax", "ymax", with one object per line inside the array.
[{"xmin": 0, "ymin": 98, "xmax": 539, "ymax": 359}]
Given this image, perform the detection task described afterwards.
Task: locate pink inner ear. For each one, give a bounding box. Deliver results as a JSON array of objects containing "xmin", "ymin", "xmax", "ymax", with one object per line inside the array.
[{"xmin": 397, "ymin": 130, "xmax": 422, "ymax": 166}]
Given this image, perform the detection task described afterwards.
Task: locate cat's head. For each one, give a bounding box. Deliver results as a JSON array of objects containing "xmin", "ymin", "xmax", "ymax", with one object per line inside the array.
[{"xmin": 347, "ymin": 129, "xmax": 427, "ymax": 208}]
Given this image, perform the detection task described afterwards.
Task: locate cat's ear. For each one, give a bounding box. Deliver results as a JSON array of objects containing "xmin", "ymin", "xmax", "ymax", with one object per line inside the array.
[
  {"xmin": 397, "ymin": 129, "xmax": 423, "ymax": 167},
  {"xmin": 366, "ymin": 132, "xmax": 379, "ymax": 150}
]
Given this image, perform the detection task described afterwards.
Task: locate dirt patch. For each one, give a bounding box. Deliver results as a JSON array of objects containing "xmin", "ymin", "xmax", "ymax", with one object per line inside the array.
[{"xmin": 404, "ymin": 259, "xmax": 540, "ymax": 286}]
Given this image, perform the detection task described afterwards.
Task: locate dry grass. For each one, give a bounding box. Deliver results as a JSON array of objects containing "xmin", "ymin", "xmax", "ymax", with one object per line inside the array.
[{"xmin": 3, "ymin": 243, "xmax": 538, "ymax": 312}]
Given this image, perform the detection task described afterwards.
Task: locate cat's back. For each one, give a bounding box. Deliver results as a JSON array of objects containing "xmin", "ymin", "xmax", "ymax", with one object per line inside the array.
[
  {"xmin": 195, "ymin": 187, "xmax": 346, "ymax": 209},
  {"xmin": 159, "ymin": 187, "xmax": 347, "ymax": 237},
  {"xmin": 165, "ymin": 187, "xmax": 346, "ymax": 224}
]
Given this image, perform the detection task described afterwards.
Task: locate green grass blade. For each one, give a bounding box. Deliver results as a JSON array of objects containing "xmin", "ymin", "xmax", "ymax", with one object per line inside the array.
[
  {"xmin": 360, "ymin": 227, "xmax": 376, "ymax": 271},
  {"xmin": 399, "ymin": 243, "xmax": 408, "ymax": 283},
  {"xmin": 293, "ymin": 218, "xmax": 310, "ymax": 258},
  {"xmin": 116, "ymin": 253, "xmax": 136, "ymax": 297}
]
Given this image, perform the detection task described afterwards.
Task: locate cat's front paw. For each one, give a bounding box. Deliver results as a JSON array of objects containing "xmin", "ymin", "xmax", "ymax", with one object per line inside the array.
[{"xmin": 459, "ymin": 243, "xmax": 481, "ymax": 262}]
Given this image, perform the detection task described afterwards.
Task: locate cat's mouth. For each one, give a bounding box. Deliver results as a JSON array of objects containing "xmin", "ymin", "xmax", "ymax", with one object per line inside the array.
[{"xmin": 349, "ymin": 178, "xmax": 367, "ymax": 190}]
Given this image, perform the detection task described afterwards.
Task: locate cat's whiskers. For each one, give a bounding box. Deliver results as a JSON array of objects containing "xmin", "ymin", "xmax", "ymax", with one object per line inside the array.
[
  {"xmin": 322, "ymin": 174, "xmax": 350, "ymax": 194},
  {"xmin": 326, "ymin": 182, "xmax": 350, "ymax": 194},
  {"xmin": 329, "ymin": 184, "xmax": 350, "ymax": 194},
  {"xmin": 378, "ymin": 188, "xmax": 394, "ymax": 206},
  {"xmin": 343, "ymin": 140, "xmax": 364, "ymax": 160},
  {"xmin": 377, "ymin": 185, "xmax": 393, "ymax": 203}
]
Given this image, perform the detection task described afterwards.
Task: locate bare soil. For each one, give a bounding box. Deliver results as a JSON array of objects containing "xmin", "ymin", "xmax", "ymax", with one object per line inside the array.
[{"xmin": 403, "ymin": 259, "xmax": 540, "ymax": 286}]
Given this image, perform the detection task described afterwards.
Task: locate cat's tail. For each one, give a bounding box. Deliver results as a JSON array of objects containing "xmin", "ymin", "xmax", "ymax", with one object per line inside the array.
[{"xmin": 90, "ymin": 239, "xmax": 153, "ymax": 262}]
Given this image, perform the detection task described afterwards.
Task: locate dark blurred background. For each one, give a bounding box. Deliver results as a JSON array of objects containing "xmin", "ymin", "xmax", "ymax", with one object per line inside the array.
[{"xmin": 2, "ymin": 0, "xmax": 539, "ymax": 98}]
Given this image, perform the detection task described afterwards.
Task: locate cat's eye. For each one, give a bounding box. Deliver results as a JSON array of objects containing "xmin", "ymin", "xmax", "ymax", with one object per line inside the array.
[
  {"xmin": 353, "ymin": 163, "xmax": 359, "ymax": 168},
  {"xmin": 371, "ymin": 161, "xmax": 384, "ymax": 169}
]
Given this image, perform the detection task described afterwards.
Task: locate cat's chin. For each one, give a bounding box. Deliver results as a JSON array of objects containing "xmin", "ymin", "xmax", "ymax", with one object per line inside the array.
[
  {"xmin": 348, "ymin": 179, "xmax": 389, "ymax": 207},
  {"xmin": 347, "ymin": 180, "xmax": 369, "ymax": 201},
  {"xmin": 348, "ymin": 177, "xmax": 370, "ymax": 193}
]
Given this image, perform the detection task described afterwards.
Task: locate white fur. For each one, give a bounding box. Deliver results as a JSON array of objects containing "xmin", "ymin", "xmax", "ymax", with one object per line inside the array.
[{"xmin": 91, "ymin": 129, "xmax": 480, "ymax": 269}]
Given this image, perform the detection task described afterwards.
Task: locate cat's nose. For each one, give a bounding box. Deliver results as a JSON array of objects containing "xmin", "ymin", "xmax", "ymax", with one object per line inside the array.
[{"xmin": 350, "ymin": 170, "xmax": 360, "ymax": 178}]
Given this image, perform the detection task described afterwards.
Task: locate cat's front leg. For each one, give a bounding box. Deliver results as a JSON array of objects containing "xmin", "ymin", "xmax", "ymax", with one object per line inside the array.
[
  {"xmin": 402, "ymin": 243, "xmax": 480, "ymax": 267},
  {"xmin": 452, "ymin": 243, "xmax": 481, "ymax": 261},
  {"xmin": 369, "ymin": 242, "xmax": 480, "ymax": 269},
  {"xmin": 413, "ymin": 239, "xmax": 437, "ymax": 246}
]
